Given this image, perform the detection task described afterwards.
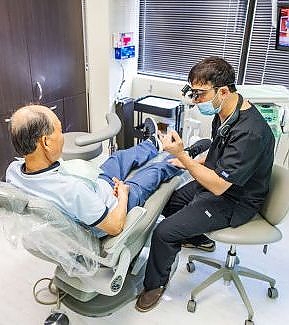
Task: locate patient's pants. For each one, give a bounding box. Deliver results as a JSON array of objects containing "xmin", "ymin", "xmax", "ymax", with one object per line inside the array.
[
  {"xmin": 144, "ymin": 181, "xmax": 236, "ymax": 290},
  {"xmin": 99, "ymin": 140, "xmax": 181, "ymax": 210}
]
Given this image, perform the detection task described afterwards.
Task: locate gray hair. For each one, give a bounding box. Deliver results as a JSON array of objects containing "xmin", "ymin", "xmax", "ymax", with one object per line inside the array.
[{"xmin": 10, "ymin": 109, "xmax": 54, "ymax": 156}]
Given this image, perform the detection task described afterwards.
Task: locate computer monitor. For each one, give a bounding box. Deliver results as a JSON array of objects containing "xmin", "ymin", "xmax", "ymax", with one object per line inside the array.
[{"xmin": 275, "ymin": 3, "xmax": 289, "ymax": 51}]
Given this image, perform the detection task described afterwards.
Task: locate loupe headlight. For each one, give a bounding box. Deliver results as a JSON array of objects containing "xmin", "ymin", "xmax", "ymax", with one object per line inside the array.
[{"xmin": 181, "ymin": 84, "xmax": 197, "ymax": 100}]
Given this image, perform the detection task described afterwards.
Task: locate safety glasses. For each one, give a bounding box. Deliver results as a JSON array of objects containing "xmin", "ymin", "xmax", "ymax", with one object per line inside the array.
[{"xmin": 181, "ymin": 84, "xmax": 216, "ymax": 100}]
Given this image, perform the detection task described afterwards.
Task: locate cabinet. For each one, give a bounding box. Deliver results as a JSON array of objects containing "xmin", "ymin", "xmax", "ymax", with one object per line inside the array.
[{"xmin": 0, "ymin": 0, "xmax": 87, "ymax": 179}]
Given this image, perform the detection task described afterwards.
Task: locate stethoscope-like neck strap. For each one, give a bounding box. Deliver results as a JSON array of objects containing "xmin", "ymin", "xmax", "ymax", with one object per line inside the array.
[
  {"xmin": 235, "ymin": 93, "xmax": 243, "ymax": 111},
  {"xmin": 222, "ymin": 93, "xmax": 243, "ymax": 125}
]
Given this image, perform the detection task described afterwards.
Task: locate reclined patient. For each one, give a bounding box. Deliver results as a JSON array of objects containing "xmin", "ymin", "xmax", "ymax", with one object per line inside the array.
[{"xmin": 6, "ymin": 105, "xmax": 181, "ymax": 238}]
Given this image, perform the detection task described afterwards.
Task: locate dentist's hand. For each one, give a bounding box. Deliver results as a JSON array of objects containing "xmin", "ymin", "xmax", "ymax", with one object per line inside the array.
[
  {"xmin": 168, "ymin": 157, "xmax": 186, "ymax": 169},
  {"xmin": 160, "ymin": 130, "xmax": 184, "ymax": 156}
]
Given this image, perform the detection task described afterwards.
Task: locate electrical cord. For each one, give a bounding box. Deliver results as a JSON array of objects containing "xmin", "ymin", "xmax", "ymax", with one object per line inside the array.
[
  {"xmin": 115, "ymin": 62, "xmax": 125, "ymax": 102},
  {"xmin": 33, "ymin": 277, "xmax": 67, "ymax": 306},
  {"xmin": 283, "ymin": 145, "xmax": 289, "ymax": 167}
]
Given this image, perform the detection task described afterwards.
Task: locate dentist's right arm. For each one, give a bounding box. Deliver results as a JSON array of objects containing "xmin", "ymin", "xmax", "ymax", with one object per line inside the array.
[{"xmin": 161, "ymin": 130, "xmax": 232, "ymax": 196}]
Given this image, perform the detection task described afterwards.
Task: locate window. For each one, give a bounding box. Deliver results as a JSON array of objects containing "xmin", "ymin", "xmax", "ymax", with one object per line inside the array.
[
  {"xmin": 244, "ymin": 0, "xmax": 289, "ymax": 88},
  {"xmin": 138, "ymin": 0, "xmax": 248, "ymax": 81},
  {"xmin": 138, "ymin": 0, "xmax": 289, "ymax": 89}
]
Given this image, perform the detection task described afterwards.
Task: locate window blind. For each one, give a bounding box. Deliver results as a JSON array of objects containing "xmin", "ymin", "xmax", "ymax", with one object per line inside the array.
[
  {"xmin": 138, "ymin": 0, "xmax": 248, "ymax": 81},
  {"xmin": 244, "ymin": 0, "xmax": 289, "ymax": 88}
]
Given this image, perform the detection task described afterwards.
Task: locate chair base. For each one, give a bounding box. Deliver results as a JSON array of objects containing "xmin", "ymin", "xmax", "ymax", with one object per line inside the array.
[
  {"xmin": 57, "ymin": 265, "xmax": 145, "ymax": 317},
  {"xmin": 54, "ymin": 249, "xmax": 180, "ymax": 317},
  {"xmin": 187, "ymin": 246, "xmax": 277, "ymax": 323}
]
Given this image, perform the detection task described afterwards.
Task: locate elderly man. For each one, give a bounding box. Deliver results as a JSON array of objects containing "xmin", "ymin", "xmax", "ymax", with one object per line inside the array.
[{"xmin": 6, "ymin": 105, "xmax": 181, "ymax": 237}]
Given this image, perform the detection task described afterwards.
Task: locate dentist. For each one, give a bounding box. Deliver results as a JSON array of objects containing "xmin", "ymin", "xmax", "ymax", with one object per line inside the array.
[{"xmin": 136, "ymin": 56, "xmax": 275, "ymax": 312}]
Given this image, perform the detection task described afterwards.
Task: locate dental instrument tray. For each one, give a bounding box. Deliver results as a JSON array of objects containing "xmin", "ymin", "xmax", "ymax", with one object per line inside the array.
[{"xmin": 134, "ymin": 95, "xmax": 181, "ymax": 118}]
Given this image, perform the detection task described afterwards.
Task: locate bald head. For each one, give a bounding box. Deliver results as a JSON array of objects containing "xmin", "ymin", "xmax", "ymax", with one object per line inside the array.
[{"xmin": 10, "ymin": 105, "xmax": 56, "ymax": 156}]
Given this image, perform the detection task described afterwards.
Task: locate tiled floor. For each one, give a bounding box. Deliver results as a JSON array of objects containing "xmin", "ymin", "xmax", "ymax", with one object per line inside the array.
[{"xmin": 1, "ymin": 217, "xmax": 289, "ymax": 325}]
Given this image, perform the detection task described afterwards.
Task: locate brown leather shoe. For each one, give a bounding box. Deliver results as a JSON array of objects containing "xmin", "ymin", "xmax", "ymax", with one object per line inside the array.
[{"xmin": 135, "ymin": 287, "xmax": 165, "ymax": 312}]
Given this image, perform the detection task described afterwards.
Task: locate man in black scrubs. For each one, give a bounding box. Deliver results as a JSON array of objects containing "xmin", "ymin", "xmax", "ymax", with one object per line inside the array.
[{"xmin": 136, "ymin": 56, "xmax": 275, "ymax": 312}]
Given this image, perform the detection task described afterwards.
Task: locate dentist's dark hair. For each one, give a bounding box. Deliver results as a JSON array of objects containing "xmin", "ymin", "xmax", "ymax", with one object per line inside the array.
[{"xmin": 188, "ymin": 56, "xmax": 236, "ymax": 92}]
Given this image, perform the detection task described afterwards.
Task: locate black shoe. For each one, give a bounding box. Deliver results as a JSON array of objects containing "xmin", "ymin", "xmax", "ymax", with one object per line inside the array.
[
  {"xmin": 182, "ymin": 241, "xmax": 216, "ymax": 252},
  {"xmin": 182, "ymin": 235, "xmax": 216, "ymax": 252},
  {"xmin": 144, "ymin": 117, "xmax": 163, "ymax": 152}
]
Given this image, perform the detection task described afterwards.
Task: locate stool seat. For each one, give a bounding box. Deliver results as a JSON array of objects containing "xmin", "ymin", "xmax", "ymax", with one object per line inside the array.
[
  {"xmin": 62, "ymin": 132, "xmax": 102, "ymax": 161},
  {"xmin": 207, "ymin": 214, "xmax": 282, "ymax": 245}
]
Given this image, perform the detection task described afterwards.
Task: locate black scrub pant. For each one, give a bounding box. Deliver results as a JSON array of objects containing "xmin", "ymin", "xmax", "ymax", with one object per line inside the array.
[{"xmin": 143, "ymin": 180, "xmax": 235, "ymax": 290}]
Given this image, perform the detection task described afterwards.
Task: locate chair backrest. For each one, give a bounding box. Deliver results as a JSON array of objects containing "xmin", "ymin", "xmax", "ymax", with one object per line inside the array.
[
  {"xmin": 260, "ymin": 164, "xmax": 289, "ymax": 225},
  {"xmin": 0, "ymin": 181, "xmax": 100, "ymax": 277}
]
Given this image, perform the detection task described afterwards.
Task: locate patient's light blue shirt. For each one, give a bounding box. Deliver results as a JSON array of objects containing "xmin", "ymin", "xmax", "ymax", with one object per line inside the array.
[{"xmin": 6, "ymin": 160, "xmax": 118, "ymax": 237}]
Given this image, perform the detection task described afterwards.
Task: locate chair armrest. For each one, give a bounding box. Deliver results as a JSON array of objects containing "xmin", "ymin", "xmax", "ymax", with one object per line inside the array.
[
  {"xmin": 102, "ymin": 206, "xmax": 147, "ymax": 254},
  {"xmin": 75, "ymin": 112, "xmax": 121, "ymax": 146}
]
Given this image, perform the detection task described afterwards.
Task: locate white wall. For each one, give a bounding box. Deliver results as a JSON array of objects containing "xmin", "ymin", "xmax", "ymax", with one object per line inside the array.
[{"xmin": 85, "ymin": 0, "xmax": 110, "ymax": 132}]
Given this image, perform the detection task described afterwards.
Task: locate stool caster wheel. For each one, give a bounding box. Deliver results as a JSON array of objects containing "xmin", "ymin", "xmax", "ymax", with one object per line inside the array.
[
  {"xmin": 268, "ymin": 287, "xmax": 278, "ymax": 299},
  {"xmin": 245, "ymin": 319, "xmax": 254, "ymax": 325},
  {"xmin": 186, "ymin": 262, "xmax": 195, "ymax": 273},
  {"xmin": 187, "ymin": 300, "xmax": 196, "ymax": 313}
]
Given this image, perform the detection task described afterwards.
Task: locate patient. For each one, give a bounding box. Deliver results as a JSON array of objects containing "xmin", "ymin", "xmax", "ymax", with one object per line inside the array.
[{"xmin": 6, "ymin": 105, "xmax": 181, "ymax": 237}]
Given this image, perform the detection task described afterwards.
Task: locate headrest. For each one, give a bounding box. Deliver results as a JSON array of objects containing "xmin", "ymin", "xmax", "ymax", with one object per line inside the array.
[{"xmin": 75, "ymin": 112, "xmax": 122, "ymax": 146}]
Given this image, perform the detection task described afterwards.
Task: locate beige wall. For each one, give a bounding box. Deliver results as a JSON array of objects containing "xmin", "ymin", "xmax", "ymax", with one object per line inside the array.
[{"xmin": 86, "ymin": 0, "xmax": 138, "ymax": 132}]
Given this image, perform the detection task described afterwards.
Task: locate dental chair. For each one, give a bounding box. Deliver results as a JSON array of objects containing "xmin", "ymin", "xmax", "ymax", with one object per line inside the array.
[
  {"xmin": 186, "ymin": 164, "xmax": 289, "ymax": 325},
  {"xmin": 62, "ymin": 112, "xmax": 122, "ymax": 160},
  {"xmin": 0, "ymin": 163, "xmax": 183, "ymax": 318}
]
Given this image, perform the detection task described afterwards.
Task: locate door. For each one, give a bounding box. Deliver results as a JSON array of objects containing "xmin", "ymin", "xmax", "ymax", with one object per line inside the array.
[
  {"xmin": 63, "ymin": 92, "xmax": 87, "ymax": 132},
  {"xmin": 25, "ymin": 0, "xmax": 87, "ymax": 104},
  {"xmin": 0, "ymin": 0, "xmax": 33, "ymax": 112},
  {"xmin": 0, "ymin": 112, "xmax": 17, "ymax": 180},
  {"xmin": 46, "ymin": 99, "xmax": 65, "ymax": 130}
]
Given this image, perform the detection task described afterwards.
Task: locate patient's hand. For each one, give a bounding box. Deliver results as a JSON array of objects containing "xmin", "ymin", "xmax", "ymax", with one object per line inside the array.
[{"xmin": 112, "ymin": 177, "xmax": 130, "ymax": 198}]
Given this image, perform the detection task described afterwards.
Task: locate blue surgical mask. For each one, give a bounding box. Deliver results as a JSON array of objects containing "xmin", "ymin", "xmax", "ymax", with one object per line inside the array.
[
  {"xmin": 197, "ymin": 100, "xmax": 221, "ymax": 115},
  {"xmin": 197, "ymin": 92, "xmax": 222, "ymax": 115}
]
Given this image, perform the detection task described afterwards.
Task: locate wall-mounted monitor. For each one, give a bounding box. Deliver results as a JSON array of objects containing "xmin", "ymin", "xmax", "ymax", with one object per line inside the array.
[{"xmin": 276, "ymin": 3, "xmax": 289, "ymax": 51}]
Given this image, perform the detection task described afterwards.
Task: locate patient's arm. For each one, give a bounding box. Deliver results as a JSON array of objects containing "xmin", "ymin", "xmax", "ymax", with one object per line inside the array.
[{"xmin": 97, "ymin": 179, "xmax": 129, "ymax": 236}]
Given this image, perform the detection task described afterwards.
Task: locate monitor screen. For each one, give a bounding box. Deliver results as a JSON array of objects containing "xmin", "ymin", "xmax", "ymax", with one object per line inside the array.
[{"xmin": 276, "ymin": 4, "xmax": 289, "ymax": 51}]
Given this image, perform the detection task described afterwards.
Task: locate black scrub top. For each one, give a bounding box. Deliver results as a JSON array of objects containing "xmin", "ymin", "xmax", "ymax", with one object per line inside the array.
[{"xmin": 203, "ymin": 104, "xmax": 275, "ymax": 226}]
